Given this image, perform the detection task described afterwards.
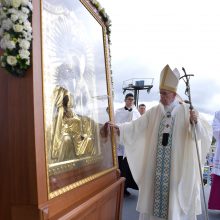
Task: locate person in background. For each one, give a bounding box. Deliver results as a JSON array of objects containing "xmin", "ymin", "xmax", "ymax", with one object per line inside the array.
[
  {"xmin": 115, "ymin": 93, "xmax": 140, "ymax": 196},
  {"xmin": 138, "ymin": 103, "xmax": 146, "ymax": 115},
  {"xmin": 208, "ymin": 110, "xmax": 220, "ymax": 211},
  {"xmin": 109, "ymin": 64, "xmax": 212, "ymax": 220}
]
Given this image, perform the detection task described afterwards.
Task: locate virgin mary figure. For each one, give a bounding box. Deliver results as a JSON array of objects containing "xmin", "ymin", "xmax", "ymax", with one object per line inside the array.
[{"xmin": 50, "ymin": 86, "xmax": 95, "ymax": 162}]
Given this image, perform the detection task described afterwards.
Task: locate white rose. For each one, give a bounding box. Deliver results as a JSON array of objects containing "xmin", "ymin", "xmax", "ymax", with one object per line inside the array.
[
  {"xmin": 22, "ymin": 31, "xmax": 32, "ymax": 41},
  {"xmin": 13, "ymin": 24, "xmax": 23, "ymax": 32},
  {"xmin": 22, "ymin": 30, "xmax": 27, "ymax": 38},
  {"xmin": 12, "ymin": 0, "xmax": 22, "ymax": 8},
  {"xmin": 19, "ymin": 49, "xmax": 30, "ymax": 59},
  {"xmin": 0, "ymin": 34, "xmax": 10, "ymax": 49},
  {"xmin": 2, "ymin": 18, "xmax": 13, "ymax": 31},
  {"xmin": 3, "ymin": 33, "xmax": 11, "ymax": 40},
  {"xmin": 19, "ymin": 39, "xmax": 30, "ymax": 49},
  {"xmin": 23, "ymin": 21, "xmax": 32, "ymax": 33},
  {"xmin": 4, "ymin": 33, "xmax": 11, "ymax": 40},
  {"xmin": 6, "ymin": 55, "xmax": 17, "ymax": 66},
  {"xmin": 21, "ymin": 7, "xmax": 29, "ymax": 14},
  {"xmin": 18, "ymin": 13, "xmax": 28, "ymax": 23},
  {"xmin": 6, "ymin": 40, "xmax": 16, "ymax": 49},
  {"xmin": 8, "ymin": 8, "xmax": 17, "ymax": 14},
  {"xmin": 11, "ymin": 14, "xmax": 19, "ymax": 22}
]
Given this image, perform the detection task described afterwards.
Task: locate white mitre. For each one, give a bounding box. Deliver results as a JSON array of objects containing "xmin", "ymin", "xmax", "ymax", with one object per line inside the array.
[{"xmin": 159, "ymin": 64, "xmax": 180, "ymax": 93}]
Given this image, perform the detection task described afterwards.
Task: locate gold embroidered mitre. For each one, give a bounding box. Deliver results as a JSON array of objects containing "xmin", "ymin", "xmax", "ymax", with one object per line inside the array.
[{"xmin": 159, "ymin": 64, "xmax": 180, "ymax": 93}]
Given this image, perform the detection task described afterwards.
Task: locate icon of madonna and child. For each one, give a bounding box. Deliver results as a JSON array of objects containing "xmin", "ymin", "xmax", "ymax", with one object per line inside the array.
[{"xmin": 47, "ymin": 59, "xmax": 101, "ymax": 164}]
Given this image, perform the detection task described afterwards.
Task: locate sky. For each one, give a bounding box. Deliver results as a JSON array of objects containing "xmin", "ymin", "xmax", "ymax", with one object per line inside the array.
[{"xmin": 98, "ymin": 0, "xmax": 220, "ymax": 123}]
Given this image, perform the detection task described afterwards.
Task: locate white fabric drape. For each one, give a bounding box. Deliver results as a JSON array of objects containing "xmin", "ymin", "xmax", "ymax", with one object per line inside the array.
[{"xmin": 119, "ymin": 103, "xmax": 212, "ymax": 220}]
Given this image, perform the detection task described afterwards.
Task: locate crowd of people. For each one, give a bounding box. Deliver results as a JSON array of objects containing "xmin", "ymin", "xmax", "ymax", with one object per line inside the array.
[{"xmin": 110, "ymin": 64, "xmax": 219, "ymax": 220}]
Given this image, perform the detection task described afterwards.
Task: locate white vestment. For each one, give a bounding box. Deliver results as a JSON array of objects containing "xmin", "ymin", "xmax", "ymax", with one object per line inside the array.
[
  {"xmin": 212, "ymin": 111, "xmax": 220, "ymax": 176},
  {"xmin": 119, "ymin": 102, "xmax": 212, "ymax": 220},
  {"xmin": 115, "ymin": 106, "xmax": 140, "ymax": 156}
]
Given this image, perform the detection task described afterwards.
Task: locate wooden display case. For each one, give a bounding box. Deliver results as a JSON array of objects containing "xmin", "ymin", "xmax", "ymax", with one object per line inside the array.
[{"xmin": 0, "ymin": 0, "xmax": 124, "ymax": 219}]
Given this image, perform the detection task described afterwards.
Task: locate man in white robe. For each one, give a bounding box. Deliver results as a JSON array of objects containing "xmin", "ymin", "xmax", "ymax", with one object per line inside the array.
[
  {"xmin": 112, "ymin": 65, "xmax": 212, "ymax": 220},
  {"xmin": 115, "ymin": 93, "xmax": 140, "ymax": 195},
  {"xmin": 138, "ymin": 104, "xmax": 147, "ymax": 115}
]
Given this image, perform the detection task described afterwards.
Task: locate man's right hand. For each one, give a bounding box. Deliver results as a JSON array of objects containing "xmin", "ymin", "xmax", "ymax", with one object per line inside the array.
[{"xmin": 107, "ymin": 122, "xmax": 120, "ymax": 136}]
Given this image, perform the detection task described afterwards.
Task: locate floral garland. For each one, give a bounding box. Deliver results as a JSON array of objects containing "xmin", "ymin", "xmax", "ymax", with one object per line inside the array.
[
  {"xmin": 89, "ymin": 0, "xmax": 113, "ymax": 91},
  {"xmin": 0, "ymin": 0, "xmax": 32, "ymax": 77}
]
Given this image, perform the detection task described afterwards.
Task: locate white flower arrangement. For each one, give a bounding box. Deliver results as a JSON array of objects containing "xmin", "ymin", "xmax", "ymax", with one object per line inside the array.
[
  {"xmin": 0, "ymin": 0, "xmax": 32, "ymax": 77},
  {"xmin": 89, "ymin": 0, "xmax": 111, "ymax": 42}
]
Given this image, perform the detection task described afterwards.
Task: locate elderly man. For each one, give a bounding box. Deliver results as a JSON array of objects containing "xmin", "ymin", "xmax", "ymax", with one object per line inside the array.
[{"xmin": 111, "ymin": 64, "xmax": 212, "ymax": 220}]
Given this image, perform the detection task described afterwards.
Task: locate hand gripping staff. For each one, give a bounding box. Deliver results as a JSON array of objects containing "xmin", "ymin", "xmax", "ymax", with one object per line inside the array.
[{"xmin": 180, "ymin": 67, "xmax": 209, "ymax": 220}]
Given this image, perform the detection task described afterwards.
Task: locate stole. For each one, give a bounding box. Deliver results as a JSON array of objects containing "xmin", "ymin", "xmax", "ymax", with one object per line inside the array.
[{"xmin": 153, "ymin": 111, "xmax": 175, "ymax": 219}]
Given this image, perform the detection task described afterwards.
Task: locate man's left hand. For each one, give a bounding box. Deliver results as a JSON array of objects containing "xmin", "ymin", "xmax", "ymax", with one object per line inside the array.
[{"xmin": 190, "ymin": 110, "xmax": 198, "ymax": 124}]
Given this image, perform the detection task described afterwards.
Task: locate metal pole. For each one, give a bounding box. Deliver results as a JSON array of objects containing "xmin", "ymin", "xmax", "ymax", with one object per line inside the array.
[
  {"xmin": 136, "ymin": 90, "xmax": 139, "ymax": 107},
  {"xmin": 134, "ymin": 89, "xmax": 137, "ymax": 107},
  {"xmin": 192, "ymin": 122, "xmax": 209, "ymax": 220},
  {"xmin": 180, "ymin": 67, "xmax": 209, "ymax": 220}
]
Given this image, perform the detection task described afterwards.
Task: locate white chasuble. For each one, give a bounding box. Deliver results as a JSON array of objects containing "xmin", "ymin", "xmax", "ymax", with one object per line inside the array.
[{"xmin": 119, "ymin": 102, "xmax": 212, "ymax": 220}]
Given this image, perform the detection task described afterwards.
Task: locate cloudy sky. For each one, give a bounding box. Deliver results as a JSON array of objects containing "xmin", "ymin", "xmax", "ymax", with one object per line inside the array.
[{"xmin": 98, "ymin": 0, "xmax": 220, "ymax": 123}]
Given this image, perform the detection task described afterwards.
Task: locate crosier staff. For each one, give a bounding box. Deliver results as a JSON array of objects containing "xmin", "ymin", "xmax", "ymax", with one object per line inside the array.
[{"xmin": 180, "ymin": 67, "xmax": 209, "ymax": 220}]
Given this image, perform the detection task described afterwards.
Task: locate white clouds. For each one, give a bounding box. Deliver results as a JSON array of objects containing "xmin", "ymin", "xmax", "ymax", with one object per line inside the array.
[
  {"xmin": 99, "ymin": 0, "xmax": 220, "ymax": 117},
  {"xmin": 200, "ymin": 112, "xmax": 214, "ymax": 125}
]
